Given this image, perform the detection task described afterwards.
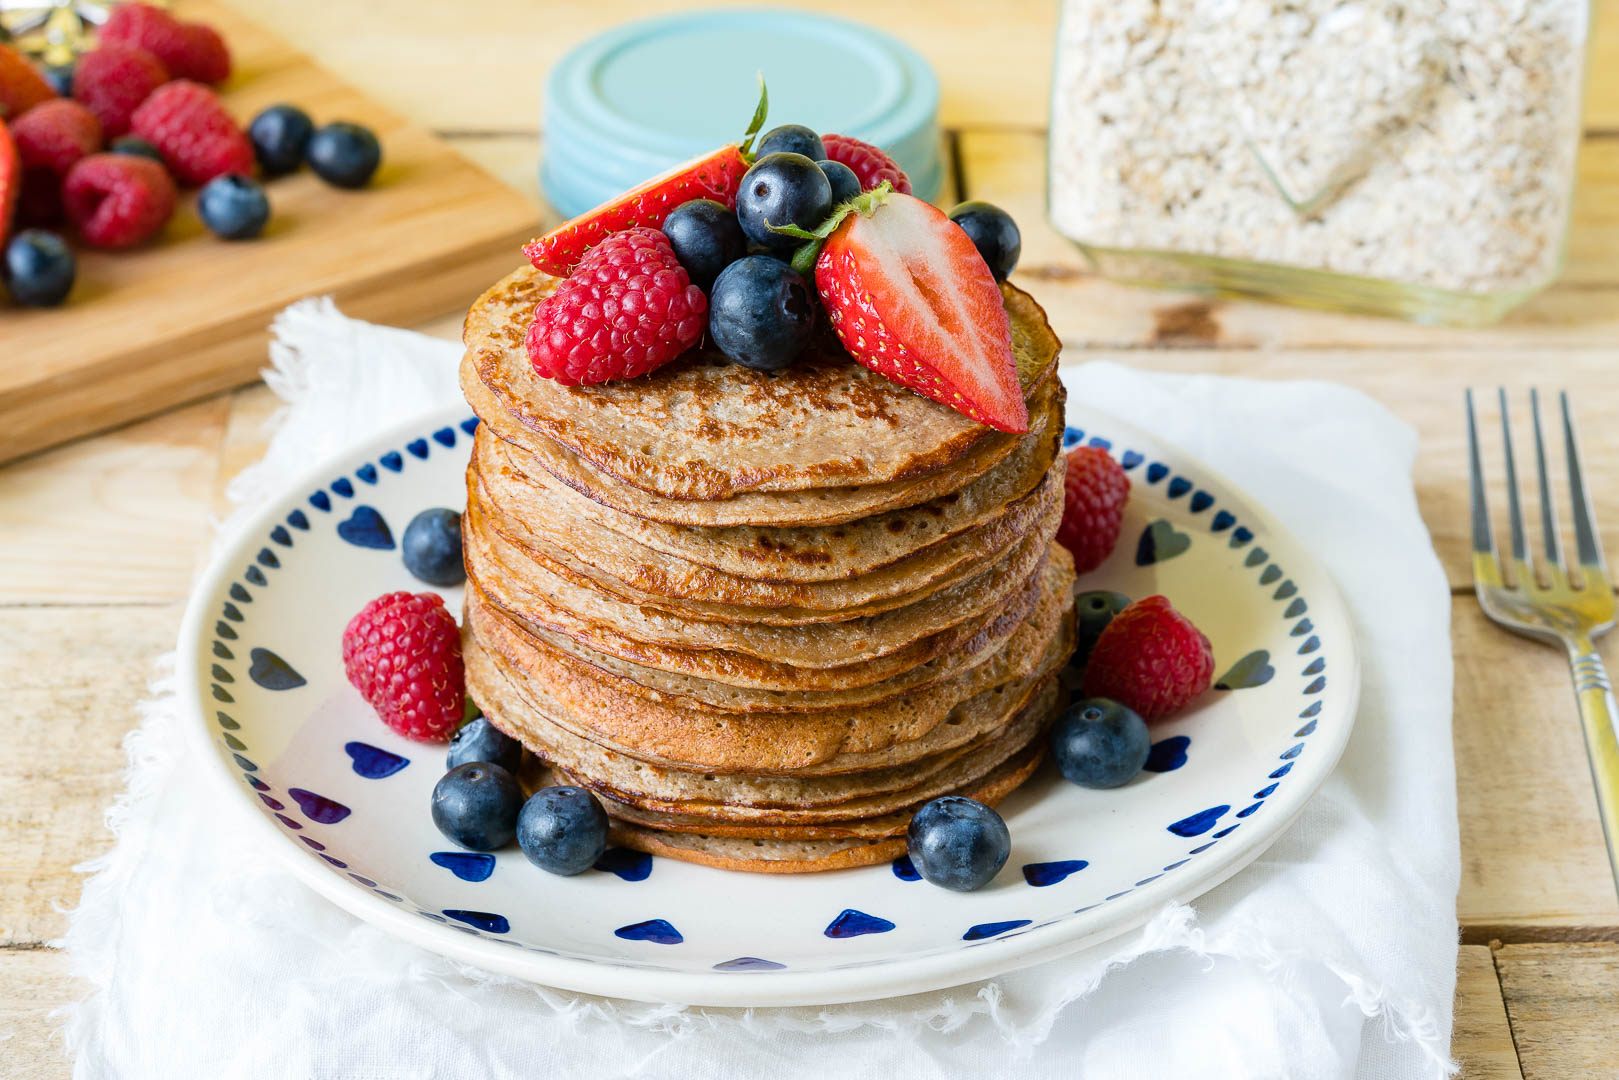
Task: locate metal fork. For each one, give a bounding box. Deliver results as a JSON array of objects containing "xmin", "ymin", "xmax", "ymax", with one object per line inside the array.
[{"xmin": 1468, "ymin": 388, "xmax": 1619, "ymax": 892}]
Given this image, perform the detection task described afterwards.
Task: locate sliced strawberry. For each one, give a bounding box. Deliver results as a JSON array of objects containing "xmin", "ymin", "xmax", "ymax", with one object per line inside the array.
[
  {"xmin": 815, "ymin": 192, "xmax": 1028, "ymax": 433},
  {"xmin": 525, "ymin": 143, "xmax": 750, "ymax": 276},
  {"xmin": 0, "ymin": 120, "xmax": 18, "ymax": 246}
]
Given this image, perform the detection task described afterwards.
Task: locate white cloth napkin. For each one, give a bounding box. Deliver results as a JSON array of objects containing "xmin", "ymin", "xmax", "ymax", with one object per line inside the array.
[{"xmin": 60, "ymin": 301, "xmax": 1460, "ymax": 1079}]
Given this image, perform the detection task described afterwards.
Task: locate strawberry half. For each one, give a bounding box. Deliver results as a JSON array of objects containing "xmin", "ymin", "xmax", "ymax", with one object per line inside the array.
[
  {"xmin": 525, "ymin": 82, "xmax": 770, "ymax": 276},
  {"xmin": 814, "ymin": 191, "xmax": 1028, "ymax": 433},
  {"xmin": 0, "ymin": 120, "xmax": 17, "ymax": 247},
  {"xmin": 525, "ymin": 144, "xmax": 750, "ymax": 276}
]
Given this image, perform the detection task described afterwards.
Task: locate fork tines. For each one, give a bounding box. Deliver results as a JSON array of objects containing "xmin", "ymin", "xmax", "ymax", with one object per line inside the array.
[{"xmin": 1468, "ymin": 388, "xmax": 1609, "ymax": 592}]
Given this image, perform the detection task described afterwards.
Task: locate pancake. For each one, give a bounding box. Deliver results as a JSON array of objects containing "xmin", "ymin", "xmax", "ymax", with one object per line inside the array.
[
  {"xmin": 462, "ymin": 265, "xmax": 1060, "ymax": 501},
  {"xmin": 466, "ymin": 496, "xmax": 1050, "ymax": 668},
  {"xmin": 468, "ymin": 605, "xmax": 1065, "ymax": 789},
  {"xmin": 492, "ymin": 659, "xmax": 1056, "ymax": 810},
  {"xmin": 471, "ymin": 553, "xmax": 1067, "ymax": 715},
  {"xmin": 585, "ymin": 740, "xmax": 1047, "ymax": 848},
  {"xmin": 468, "ymin": 554, "xmax": 1030, "ymax": 693},
  {"xmin": 564, "ymin": 683, "xmax": 1052, "ymax": 825},
  {"xmin": 464, "ymin": 553, "xmax": 1075, "ymax": 775},
  {"xmin": 475, "ymin": 380, "xmax": 1063, "ymax": 583},
  {"xmin": 472, "ymin": 452, "xmax": 1064, "ymax": 615},
  {"xmin": 468, "ymin": 545, "xmax": 1073, "ymax": 716},
  {"xmin": 466, "ymin": 371, "xmax": 1059, "ymax": 530}
]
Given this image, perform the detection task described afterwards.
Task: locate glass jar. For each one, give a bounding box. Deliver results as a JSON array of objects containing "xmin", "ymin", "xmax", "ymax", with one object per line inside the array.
[{"xmin": 1047, "ymin": 0, "xmax": 1593, "ymax": 325}]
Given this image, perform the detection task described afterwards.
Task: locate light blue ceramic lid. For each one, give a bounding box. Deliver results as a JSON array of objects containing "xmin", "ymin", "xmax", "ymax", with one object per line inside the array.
[{"xmin": 542, "ymin": 8, "xmax": 941, "ymax": 220}]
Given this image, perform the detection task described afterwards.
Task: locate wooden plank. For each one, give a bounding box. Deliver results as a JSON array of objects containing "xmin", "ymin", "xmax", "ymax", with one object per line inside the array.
[
  {"xmin": 0, "ymin": 0, "xmax": 540, "ymax": 467},
  {"xmin": 0, "ymin": 606, "xmax": 182, "ymax": 947},
  {"xmin": 0, "ymin": 397, "xmax": 228, "ymax": 606},
  {"xmin": 1496, "ymin": 942, "xmax": 1619, "ymax": 1079},
  {"xmin": 1453, "ymin": 602, "xmax": 1619, "ymax": 938},
  {"xmin": 1454, "ymin": 945, "xmax": 1524, "ymax": 1080},
  {"xmin": 0, "ymin": 948, "xmax": 77, "ymax": 1079},
  {"xmin": 960, "ymin": 130, "xmax": 1619, "ymax": 349}
]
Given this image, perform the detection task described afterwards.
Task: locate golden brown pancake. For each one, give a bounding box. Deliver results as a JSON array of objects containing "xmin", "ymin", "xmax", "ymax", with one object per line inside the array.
[{"xmin": 462, "ymin": 266, "xmax": 1059, "ymax": 501}]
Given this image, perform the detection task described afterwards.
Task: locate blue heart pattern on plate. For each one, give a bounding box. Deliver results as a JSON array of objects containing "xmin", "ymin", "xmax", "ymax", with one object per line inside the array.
[
  {"xmin": 248, "ymin": 647, "xmax": 305, "ymax": 691},
  {"xmin": 344, "ymin": 741, "xmax": 410, "ymax": 779},
  {"xmin": 1135, "ymin": 520, "xmax": 1191, "ymax": 566},
  {"xmin": 337, "ymin": 506, "xmax": 394, "ymax": 549}
]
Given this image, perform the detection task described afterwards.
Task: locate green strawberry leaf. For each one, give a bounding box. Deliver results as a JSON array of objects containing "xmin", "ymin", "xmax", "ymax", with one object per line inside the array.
[{"xmin": 767, "ymin": 181, "xmax": 894, "ymax": 276}]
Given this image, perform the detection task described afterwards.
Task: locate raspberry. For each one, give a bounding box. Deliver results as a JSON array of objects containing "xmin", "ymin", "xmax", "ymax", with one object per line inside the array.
[
  {"xmin": 1082, "ymin": 595, "xmax": 1215, "ymax": 720},
  {"xmin": 527, "ymin": 227, "xmax": 707, "ymax": 385},
  {"xmin": 0, "ymin": 44, "xmax": 56, "ymax": 122},
  {"xmin": 821, "ymin": 133, "xmax": 912, "ymax": 195},
  {"xmin": 13, "ymin": 99, "xmax": 101, "ymax": 174},
  {"xmin": 342, "ymin": 592, "xmax": 466, "ymax": 742},
  {"xmin": 13, "ymin": 99, "xmax": 101, "ymax": 226},
  {"xmin": 101, "ymin": 4, "xmax": 231, "ymax": 85},
  {"xmin": 74, "ymin": 44, "xmax": 168, "ymax": 138},
  {"xmin": 62, "ymin": 153, "xmax": 175, "ymax": 248},
  {"xmin": 1056, "ymin": 446, "xmax": 1130, "ymax": 573},
  {"xmin": 130, "ymin": 80, "xmax": 252, "ymax": 185}
]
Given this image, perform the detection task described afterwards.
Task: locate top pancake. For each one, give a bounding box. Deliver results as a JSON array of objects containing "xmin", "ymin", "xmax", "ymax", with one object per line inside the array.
[{"xmin": 462, "ymin": 264, "xmax": 1061, "ymax": 501}]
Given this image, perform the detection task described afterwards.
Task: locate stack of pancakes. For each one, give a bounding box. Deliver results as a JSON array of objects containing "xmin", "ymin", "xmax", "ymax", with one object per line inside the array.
[{"xmin": 458, "ymin": 265, "xmax": 1075, "ymax": 873}]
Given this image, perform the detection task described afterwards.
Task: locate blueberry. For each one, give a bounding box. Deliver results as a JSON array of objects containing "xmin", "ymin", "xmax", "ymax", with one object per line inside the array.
[
  {"xmin": 43, "ymin": 62, "xmax": 75, "ymax": 97},
  {"xmin": 446, "ymin": 716, "xmax": 523, "ymax": 774},
  {"xmin": 306, "ymin": 121, "xmax": 381, "ymax": 189},
  {"xmin": 517, "ymin": 786, "xmax": 609, "ymax": 876},
  {"xmin": 108, "ymin": 136, "xmax": 165, "ymax": 164},
  {"xmin": 430, "ymin": 762, "xmax": 524, "ymax": 851},
  {"xmin": 734, "ymin": 152, "xmax": 833, "ymax": 253},
  {"xmin": 817, "ymin": 159, "xmax": 862, "ymax": 204},
  {"xmin": 1051, "ymin": 697, "xmax": 1150, "ymax": 789},
  {"xmin": 3, "ymin": 230, "xmax": 75, "ymax": 307},
  {"xmin": 249, "ymin": 104, "xmax": 315, "ymax": 178},
  {"xmin": 401, "ymin": 507, "xmax": 465, "ymax": 586},
  {"xmin": 906, "ymin": 796, "xmax": 1010, "ymax": 891},
  {"xmin": 707, "ymin": 256, "xmax": 816, "ymax": 371},
  {"xmin": 756, "ymin": 124, "xmax": 825, "ymax": 163},
  {"xmin": 948, "ymin": 200, "xmax": 1022, "ymax": 281},
  {"xmin": 198, "ymin": 175, "xmax": 270, "ymax": 240},
  {"xmin": 661, "ymin": 198, "xmax": 746, "ymax": 292},
  {"xmin": 1074, "ymin": 590, "xmax": 1131, "ymax": 670}
]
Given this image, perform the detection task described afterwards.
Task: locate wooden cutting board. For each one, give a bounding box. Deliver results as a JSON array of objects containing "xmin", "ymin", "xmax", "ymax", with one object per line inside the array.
[{"xmin": 0, "ymin": 0, "xmax": 540, "ymax": 465}]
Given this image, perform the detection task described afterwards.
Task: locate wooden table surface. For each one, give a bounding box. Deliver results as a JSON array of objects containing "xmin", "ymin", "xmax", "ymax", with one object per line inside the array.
[{"xmin": 4, "ymin": 1, "xmax": 1618, "ymax": 1075}]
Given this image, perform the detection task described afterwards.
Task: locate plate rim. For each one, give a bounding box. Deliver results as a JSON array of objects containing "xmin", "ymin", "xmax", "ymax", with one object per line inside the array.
[{"xmin": 176, "ymin": 397, "xmax": 1361, "ymax": 1007}]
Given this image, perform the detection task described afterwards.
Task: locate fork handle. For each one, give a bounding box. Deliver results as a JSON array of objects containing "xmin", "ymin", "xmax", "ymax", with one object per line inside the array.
[{"xmin": 1569, "ymin": 640, "xmax": 1619, "ymax": 892}]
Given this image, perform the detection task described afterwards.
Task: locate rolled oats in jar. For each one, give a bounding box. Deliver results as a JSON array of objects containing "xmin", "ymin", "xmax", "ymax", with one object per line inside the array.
[{"xmin": 1047, "ymin": 0, "xmax": 1592, "ymax": 323}]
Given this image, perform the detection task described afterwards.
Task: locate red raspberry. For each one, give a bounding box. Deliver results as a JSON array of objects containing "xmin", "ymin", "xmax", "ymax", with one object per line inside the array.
[
  {"xmin": 73, "ymin": 44, "xmax": 168, "ymax": 137},
  {"xmin": 101, "ymin": 4, "xmax": 231, "ymax": 85},
  {"xmin": 526, "ymin": 227, "xmax": 707, "ymax": 385},
  {"xmin": 1057, "ymin": 446, "xmax": 1131, "ymax": 573},
  {"xmin": 63, "ymin": 152, "xmax": 175, "ymax": 248},
  {"xmin": 342, "ymin": 592, "xmax": 466, "ymax": 742},
  {"xmin": 13, "ymin": 100, "xmax": 101, "ymax": 225},
  {"xmin": 130, "ymin": 80, "xmax": 253, "ymax": 185},
  {"xmin": 0, "ymin": 44, "xmax": 56, "ymax": 122},
  {"xmin": 1082, "ymin": 595, "xmax": 1215, "ymax": 720},
  {"xmin": 14, "ymin": 99, "xmax": 101, "ymax": 174},
  {"xmin": 821, "ymin": 133, "xmax": 912, "ymax": 195}
]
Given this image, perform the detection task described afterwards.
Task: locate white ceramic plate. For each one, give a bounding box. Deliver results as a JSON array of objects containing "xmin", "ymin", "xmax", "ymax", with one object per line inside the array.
[{"xmin": 177, "ymin": 390, "xmax": 1358, "ymax": 1007}]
